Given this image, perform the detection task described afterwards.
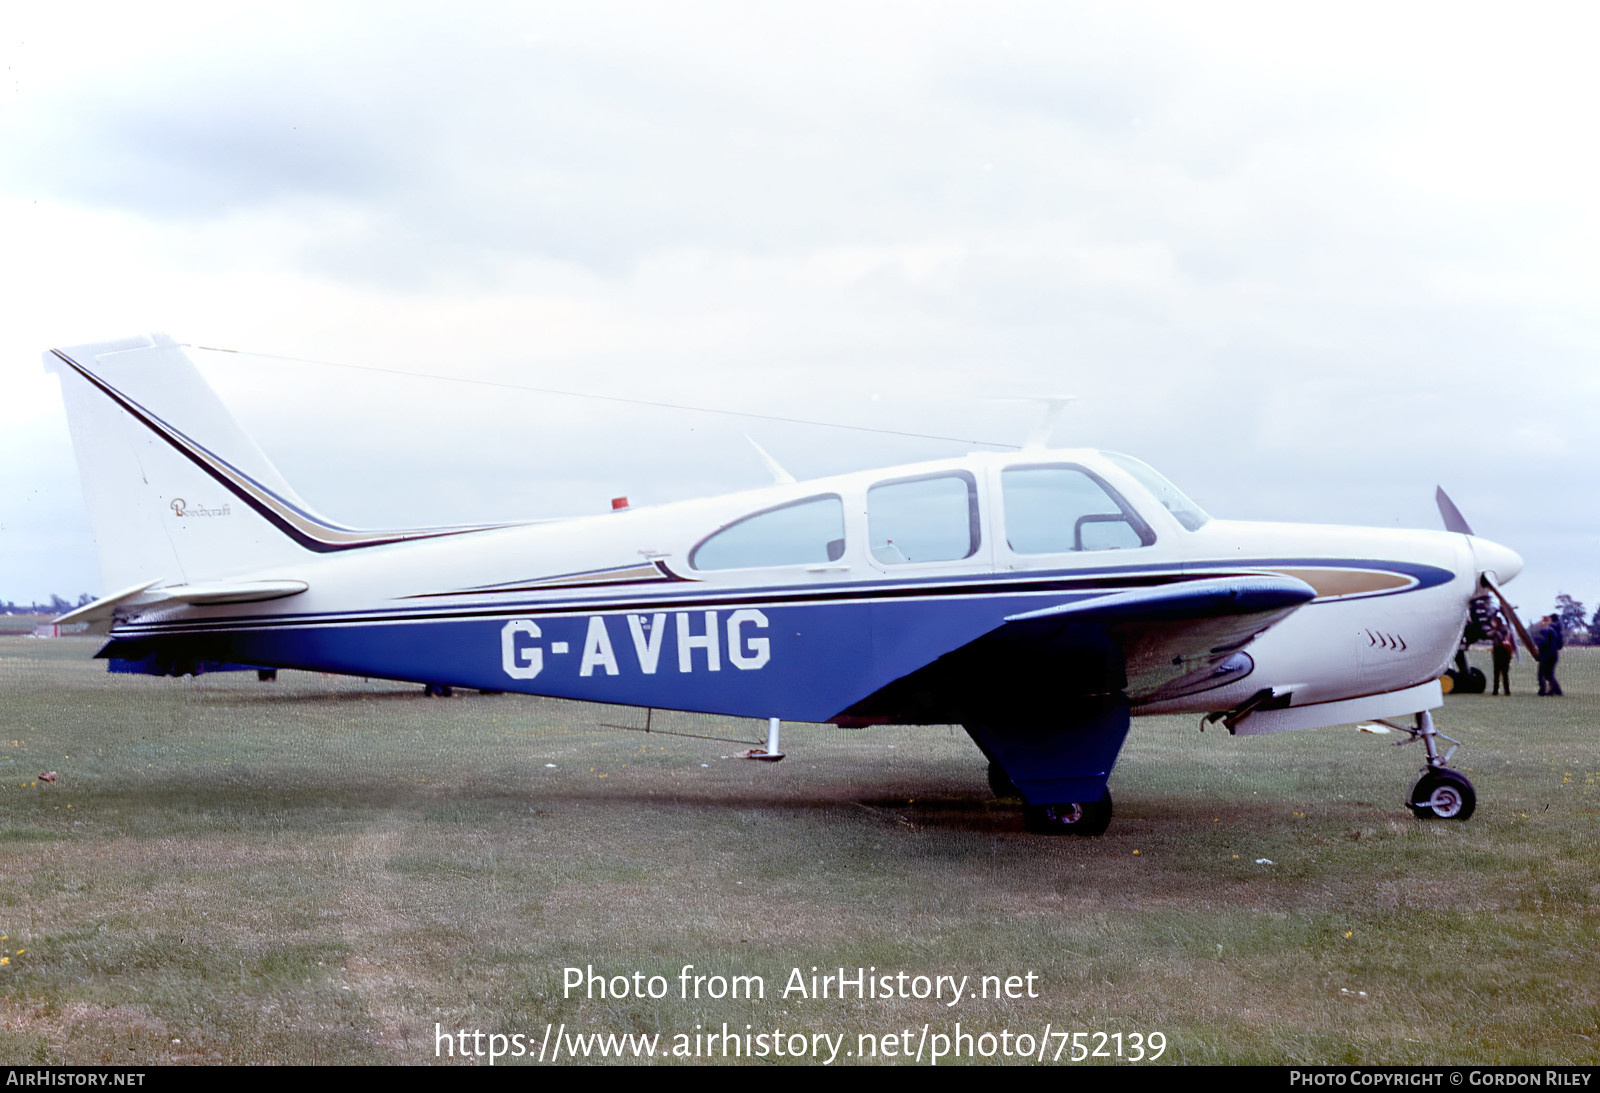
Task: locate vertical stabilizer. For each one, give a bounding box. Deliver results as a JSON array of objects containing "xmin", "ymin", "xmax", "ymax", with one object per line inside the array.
[
  {"xmin": 47, "ymin": 334, "xmax": 508, "ymax": 594},
  {"xmin": 46, "ymin": 335, "xmax": 315, "ymax": 590}
]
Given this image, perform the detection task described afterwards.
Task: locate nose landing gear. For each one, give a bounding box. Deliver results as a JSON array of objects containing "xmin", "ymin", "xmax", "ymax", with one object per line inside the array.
[
  {"xmin": 1375, "ymin": 710, "xmax": 1477, "ymax": 821},
  {"xmin": 1408, "ymin": 768, "xmax": 1476, "ymax": 820}
]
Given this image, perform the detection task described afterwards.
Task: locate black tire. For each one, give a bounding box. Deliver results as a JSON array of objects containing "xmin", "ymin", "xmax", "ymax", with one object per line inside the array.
[
  {"xmin": 987, "ymin": 761, "xmax": 1020, "ymax": 799},
  {"xmin": 1461, "ymin": 667, "xmax": 1487, "ymax": 694},
  {"xmin": 1024, "ymin": 792, "xmax": 1113, "ymax": 836},
  {"xmin": 1407, "ymin": 769, "xmax": 1476, "ymax": 821}
]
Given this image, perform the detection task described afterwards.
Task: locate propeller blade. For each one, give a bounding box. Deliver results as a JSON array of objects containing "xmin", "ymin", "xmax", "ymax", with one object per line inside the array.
[
  {"xmin": 1483, "ymin": 575, "xmax": 1538, "ymax": 658},
  {"xmin": 1436, "ymin": 487, "xmax": 1474, "ymax": 535}
]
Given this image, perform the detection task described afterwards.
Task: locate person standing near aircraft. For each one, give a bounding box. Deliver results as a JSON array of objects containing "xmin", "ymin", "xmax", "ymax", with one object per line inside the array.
[
  {"xmin": 1490, "ymin": 615, "xmax": 1514, "ymax": 695},
  {"xmin": 1535, "ymin": 614, "xmax": 1564, "ymax": 696}
]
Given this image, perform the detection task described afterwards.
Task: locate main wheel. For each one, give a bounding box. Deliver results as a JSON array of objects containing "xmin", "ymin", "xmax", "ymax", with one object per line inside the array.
[
  {"xmin": 1024, "ymin": 792, "xmax": 1113, "ymax": 836},
  {"xmin": 987, "ymin": 761, "xmax": 1020, "ymax": 799},
  {"xmin": 1408, "ymin": 769, "xmax": 1476, "ymax": 820},
  {"xmin": 1461, "ymin": 667, "xmax": 1487, "ymax": 694}
]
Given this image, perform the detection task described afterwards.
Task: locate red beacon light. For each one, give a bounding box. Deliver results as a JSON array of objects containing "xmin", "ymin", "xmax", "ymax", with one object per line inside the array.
[{"xmin": 611, "ymin": 496, "xmax": 629, "ymax": 511}]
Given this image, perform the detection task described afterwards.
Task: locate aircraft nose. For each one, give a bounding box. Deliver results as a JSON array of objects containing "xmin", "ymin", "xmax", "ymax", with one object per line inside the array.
[{"xmin": 1469, "ymin": 537, "xmax": 1524, "ymax": 585}]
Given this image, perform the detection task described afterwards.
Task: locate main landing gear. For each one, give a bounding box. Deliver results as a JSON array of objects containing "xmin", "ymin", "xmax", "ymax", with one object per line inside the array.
[
  {"xmin": 986, "ymin": 762, "xmax": 1113, "ymax": 835},
  {"xmin": 1023, "ymin": 793, "xmax": 1113, "ymax": 836},
  {"xmin": 1376, "ymin": 710, "xmax": 1477, "ymax": 821}
]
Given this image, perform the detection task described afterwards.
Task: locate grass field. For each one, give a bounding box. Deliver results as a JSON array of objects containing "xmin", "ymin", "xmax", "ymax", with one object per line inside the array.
[{"xmin": 0, "ymin": 636, "xmax": 1596, "ymax": 1065}]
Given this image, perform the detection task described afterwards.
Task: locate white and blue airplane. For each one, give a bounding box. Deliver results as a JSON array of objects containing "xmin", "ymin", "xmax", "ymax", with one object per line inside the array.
[{"xmin": 46, "ymin": 334, "xmax": 1526, "ymax": 835}]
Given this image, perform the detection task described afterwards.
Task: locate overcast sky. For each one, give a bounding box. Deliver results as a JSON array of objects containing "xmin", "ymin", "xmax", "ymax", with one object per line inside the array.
[{"xmin": 1, "ymin": 1, "xmax": 1595, "ymax": 619}]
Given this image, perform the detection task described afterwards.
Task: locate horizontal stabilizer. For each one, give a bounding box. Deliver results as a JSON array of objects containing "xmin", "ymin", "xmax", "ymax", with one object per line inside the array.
[
  {"xmin": 154, "ymin": 580, "xmax": 309, "ymax": 605},
  {"xmin": 52, "ymin": 580, "xmax": 163, "ymax": 625},
  {"xmin": 53, "ymin": 579, "xmax": 307, "ymax": 629}
]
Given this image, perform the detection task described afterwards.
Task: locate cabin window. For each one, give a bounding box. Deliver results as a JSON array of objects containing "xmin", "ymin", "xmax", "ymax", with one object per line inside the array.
[
  {"xmin": 690, "ymin": 494, "xmax": 846, "ymax": 570},
  {"xmin": 867, "ymin": 471, "xmax": 979, "ymax": 564},
  {"xmin": 1001, "ymin": 465, "xmax": 1154, "ymax": 553}
]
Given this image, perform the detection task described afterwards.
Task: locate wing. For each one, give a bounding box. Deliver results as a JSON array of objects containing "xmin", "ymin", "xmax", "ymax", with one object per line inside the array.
[
  {"xmin": 834, "ymin": 573, "xmax": 1316, "ymax": 725},
  {"xmin": 998, "ymin": 574, "xmax": 1317, "ymax": 703}
]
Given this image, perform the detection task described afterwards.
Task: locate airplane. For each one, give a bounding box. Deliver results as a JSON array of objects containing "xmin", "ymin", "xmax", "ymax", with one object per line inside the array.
[{"xmin": 44, "ymin": 333, "xmax": 1528, "ymax": 835}]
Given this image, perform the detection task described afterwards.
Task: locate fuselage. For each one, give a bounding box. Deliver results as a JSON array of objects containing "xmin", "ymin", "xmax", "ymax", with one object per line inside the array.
[{"xmin": 103, "ymin": 448, "xmax": 1516, "ymax": 726}]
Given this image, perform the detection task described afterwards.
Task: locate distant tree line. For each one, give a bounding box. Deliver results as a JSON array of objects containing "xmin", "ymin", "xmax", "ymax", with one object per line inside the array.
[
  {"xmin": 1551, "ymin": 593, "xmax": 1600, "ymax": 646},
  {"xmin": 1, "ymin": 594, "xmax": 93, "ymax": 615}
]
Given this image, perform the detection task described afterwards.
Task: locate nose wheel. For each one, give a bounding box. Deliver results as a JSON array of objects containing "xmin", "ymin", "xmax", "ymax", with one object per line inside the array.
[
  {"xmin": 1408, "ymin": 768, "xmax": 1476, "ymax": 820},
  {"xmin": 1376, "ymin": 710, "xmax": 1477, "ymax": 822}
]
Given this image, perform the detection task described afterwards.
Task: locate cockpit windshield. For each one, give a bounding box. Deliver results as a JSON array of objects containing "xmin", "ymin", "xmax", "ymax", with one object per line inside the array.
[{"xmin": 1099, "ymin": 451, "xmax": 1210, "ymax": 531}]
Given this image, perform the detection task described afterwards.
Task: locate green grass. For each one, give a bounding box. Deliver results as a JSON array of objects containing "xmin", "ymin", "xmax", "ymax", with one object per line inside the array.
[{"xmin": 0, "ymin": 637, "xmax": 1596, "ymax": 1064}]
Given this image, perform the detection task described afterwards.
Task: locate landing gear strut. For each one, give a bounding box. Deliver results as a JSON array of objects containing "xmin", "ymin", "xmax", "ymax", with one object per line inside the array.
[
  {"xmin": 964, "ymin": 698, "xmax": 1130, "ymax": 838},
  {"xmin": 1377, "ymin": 710, "xmax": 1476, "ymax": 821}
]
